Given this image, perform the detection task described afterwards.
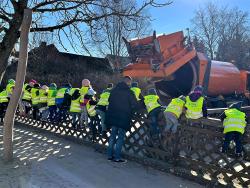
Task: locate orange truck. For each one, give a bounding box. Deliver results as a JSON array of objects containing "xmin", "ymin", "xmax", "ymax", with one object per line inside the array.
[{"xmin": 122, "ymin": 31, "xmax": 250, "ymax": 106}]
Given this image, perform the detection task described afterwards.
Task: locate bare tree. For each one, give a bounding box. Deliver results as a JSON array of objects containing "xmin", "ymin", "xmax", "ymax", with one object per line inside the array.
[
  {"xmin": 0, "ymin": 0, "xmax": 171, "ymax": 83},
  {"xmin": 191, "ymin": 2, "xmax": 250, "ymax": 66},
  {"xmin": 216, "ymin": 8, "xmax": 250, "ymax": 69},
  {"xmin": 191, "ymin": 2, "xmax": 220, "ymax": 59},
  {"xmin": 192, "ymin": 36, "xmax": 206, "ymax": 54},
  {"xmin": 90, "ymin": 0, "xmax": 154, "ymax": 57}
]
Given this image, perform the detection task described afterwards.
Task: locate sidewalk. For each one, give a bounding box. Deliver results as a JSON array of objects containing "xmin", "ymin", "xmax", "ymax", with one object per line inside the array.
[{"xmin": 0, "ymin": 125, "xmax": 204, "ymax": 188}]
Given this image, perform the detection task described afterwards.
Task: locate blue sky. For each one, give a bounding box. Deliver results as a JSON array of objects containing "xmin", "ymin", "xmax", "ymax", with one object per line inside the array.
[
  {"xmin": 57, "ymin": 0, "xmax": 250, "ymax": 55},
  {"xmin": 150, "ymin": 0, "xmax": 250, "ymax": 35}
]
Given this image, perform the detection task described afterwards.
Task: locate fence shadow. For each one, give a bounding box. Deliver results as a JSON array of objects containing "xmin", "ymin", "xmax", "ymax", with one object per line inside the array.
[{"xmin": 0, "ymin": 126, "xmax": 72, "ymax": 162}]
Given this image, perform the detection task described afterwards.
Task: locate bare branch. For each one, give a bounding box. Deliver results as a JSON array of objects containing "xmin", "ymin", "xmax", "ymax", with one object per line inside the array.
[
  {"xmin": 0, "ymin": 14, "xmax": 11, "ymax": 22},
  {"xmin": 30, "ymin": 11, "xmax": 81, "ymax": 32},
  {"xmin": 33, "ymin": 2, "xmax": 82, "ymax": 13}
]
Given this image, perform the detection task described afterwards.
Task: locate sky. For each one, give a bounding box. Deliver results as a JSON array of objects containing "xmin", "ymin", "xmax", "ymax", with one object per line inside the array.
[
  {"xmin": 55, "ymin": 0, "xmax": 250, "ymax": 55},
  {"xmin": 149, "ymin": 0, "xmax": 250, "ymax": 35}
]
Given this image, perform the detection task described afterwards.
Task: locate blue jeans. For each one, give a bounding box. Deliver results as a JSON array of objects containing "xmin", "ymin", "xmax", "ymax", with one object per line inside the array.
[
  {"xmin": 148, "ymin": 107, "xmax": 161, "ymax": 138},
  {"xmin": 163, "ymin": 112, "xmax": 179, "ymax": 134},
  {"xmin": 89, "ymin": 115, "xmax": 102, "ymax": 139},
  {"xmin": 55, "ymin": 105, "xmax": 67, "ymax": 122},
  {"xmin": 71, "ymin": 112, "xmax": 80, "ymax": 128},
  {"xmin": 48, "ymin": 105, "xmax": 57, "ymax": 121},
  {"xmin": 96, "ymin": 109, "xmax": 106, "ymax": 132},
  {"xmin": 40, "ymin": 107, "xmax": 49, "ymax": 120},
  {"xmin": 107, "ymin": 127, "xmax": 126, "ymax": 160},
  {"xmin": 222, "ymin": 131, "xmax": 243, "ymax": 154}
]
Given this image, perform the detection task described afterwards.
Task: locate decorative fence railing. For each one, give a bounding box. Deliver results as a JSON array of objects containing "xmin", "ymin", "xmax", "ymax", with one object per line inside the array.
[{"xmin": 15, "ymin": 110, "xmax": 250, "ymax": 188}]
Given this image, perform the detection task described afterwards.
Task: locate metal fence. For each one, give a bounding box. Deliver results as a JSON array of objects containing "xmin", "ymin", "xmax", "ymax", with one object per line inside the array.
[{"xmin": 15, "ymin": 111, "xmax": 250, "ymax": 187}]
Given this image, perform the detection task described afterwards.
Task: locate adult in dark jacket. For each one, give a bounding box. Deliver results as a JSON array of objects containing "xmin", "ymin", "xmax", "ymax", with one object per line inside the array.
[{"xmin": 106, "ymin": 76, "xmax": 137, "ymax": 163}]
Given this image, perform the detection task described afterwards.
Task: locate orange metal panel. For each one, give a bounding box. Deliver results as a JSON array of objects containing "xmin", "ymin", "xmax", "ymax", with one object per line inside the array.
[
  {"xmin": 207, "ymin": 61, "xmax": 243, "ymax": 96},
  {"xmin": 129, "ymin": 36, "xmax": 154, "ymax": 46},
  {"xmin": 123, "ymin": 63, "xmax": 165, "ymax": 78},
  {"xmin": 196, "ymin": 52, "xmax": 208, "ymax": 85},
  {"xmin": 162, "ymin": 49, "xmax": 197, "ymax": 77},
  {"xmin": 157, "ymin": 31, "xmax": 184, "ymax": 60},
  {"xmin": 240, "ymin": 71, "xmax": 248, "ymax": 94}
]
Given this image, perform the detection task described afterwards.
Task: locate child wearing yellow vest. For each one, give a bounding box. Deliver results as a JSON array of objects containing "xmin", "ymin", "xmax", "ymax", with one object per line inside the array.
[
  {"xmin": 31, "ymin": 83, "xmax": 41, "ymax": 120},
  {"xmin": 220, "ymin": 102, "xmax": 247, "ymax": 157},
  {"xmin": 96, "ymin": 83, "xmax": 113, "ymax": 138},
  {"xmin": 19, "ymin": 79, "xmax": 36, "ymax": 116},
  {"xmin": 0, "ymin": 80, "xmax": 15, "ymax": 121},
  {"xmin": 184, "ymin": 85, "xmax": 207, "ymax": 119},
  {"xmin": 143, "ymin": 88, "xmax": 162, "ymax": 144},
  {"xmin": 164, "ymin": 95, "xmax": 186, "ymax": 134},
  {"xmin": 79, "ymin": 79, "xmax": 92, "ymax": 127},
  {"xmin": 85, "ymin": 89, "xmax": 101, "ymax": 142}
]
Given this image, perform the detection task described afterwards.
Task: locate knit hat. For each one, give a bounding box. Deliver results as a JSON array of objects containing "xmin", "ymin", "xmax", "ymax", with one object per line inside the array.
[
  {"xmin": 107, "ymin": 83, "xmax": 113, "ymax": 89},
  {"xmin": 148, "ymin": 88, "xmax": 157, "ymax": 95},
  {"xmin": 29, "ymin": 79, "xmax": 37, "ymax": 85},
  {"xmin": 42, "ymin": 85, "xmax": 48, "ymax": 90},
  {"xmin": 178, "ymin": 95, "xmax": 186, "ymax": 102},
  {"xmin": 63, "ymin": 83, "xmax": 72, "ymax": 89},
  {"xmin": 82, "ymin": 79, "xmax": 90, "ymax": 87},
  {"xmin": 34, "ymin": 83, "xmax": 40, "ymax": 88},
  {"xmin": 131, "ymin": 82, "xmax": 138, "ymax": 88},
  {"xmin": 49, "ymin": 83, "xmax": 57, "ymax": 89},
  {"xmin": 8, "ymin": 79, "xmax": 15, "ymax": 85},
  {"xmin": 193, "ymin": 85, "xmax": 203, "ymax": 94}
]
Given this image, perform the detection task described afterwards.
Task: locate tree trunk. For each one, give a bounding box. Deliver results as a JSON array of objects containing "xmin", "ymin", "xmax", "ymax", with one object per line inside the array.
[
  {"xmin": 3, "ymin": 9, "xmax": 32, "ymax": 161},
  {"xmin": 0, "ymin": 34, "xmax": 20, "ymax": 84},
  {"xmin": 0, "ymin": 2, "xmax": 27, "ymax": 84}
]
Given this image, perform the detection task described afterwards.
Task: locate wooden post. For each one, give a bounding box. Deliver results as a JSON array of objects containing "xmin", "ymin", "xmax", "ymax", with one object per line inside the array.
[{"xmin": 3, "ymin": 9, "xmax": 32, "ymax": 161}]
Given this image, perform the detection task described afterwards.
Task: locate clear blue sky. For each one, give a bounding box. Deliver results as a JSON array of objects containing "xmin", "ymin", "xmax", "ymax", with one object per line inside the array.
[{"xmin": 150, "ymin": 0, "xmax": 250, "ymax": 35}]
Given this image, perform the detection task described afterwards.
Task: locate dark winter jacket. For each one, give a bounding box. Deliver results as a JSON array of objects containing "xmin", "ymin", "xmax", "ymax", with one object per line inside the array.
[
  {"xmin": 71, "ymin": 89, "xmax": 81, "ymax": 100},
  {"xmin": 105, "ymin": 82, "xmax": 137, "ymax": 131},
  {"xmin": 187, "ymin": 92, "xmax": 208, "ymax": 118}
]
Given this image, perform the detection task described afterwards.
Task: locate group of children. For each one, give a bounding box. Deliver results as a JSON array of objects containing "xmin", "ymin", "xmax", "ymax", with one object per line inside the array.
[
  {"xmin": 142, "ymin": 85, "xmax": 207, "ymax": 144},
  {"xmin": 141, "ymin": 85, "xmax": 246, "ymax": 157},
  {"xmin": 0, "ymin": 78, "xmax": 110, "ymax": 141},
  {"xmin": 0, "ymin": 78, "xmax": 247, "ymax": 157}
]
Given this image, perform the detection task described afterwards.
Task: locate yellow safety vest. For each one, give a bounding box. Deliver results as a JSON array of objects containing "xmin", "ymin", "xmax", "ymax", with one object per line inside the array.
[
  {"xmin": 6, "ymin": 83, "xmax": 14, "ymax": 95},
  {"xmin": 144, "ymin": 94, "xmax": 161, "ymax": 113},
  {"xmin": 223, "ymin": 108, "xmax": 246, "ymax": 134},
  {"xmin": 0, "ymin": 90, "xmax": 9, "ymax": 103},
  {"xmin": 97, "ymin": 90, "xmax": 111, "ymax": 106},
  {"xmin": 31, "ymin": 88, "xmax": 40, "ymax": 105},
  {"xmin": 131, "ymin": 87, "xmax": 141, "ymax": 101},
  {"xmin": 80, "ymin": 86, "xmax": 89, "ymax": 96},
  {"xmin": 86, "ymin": 102, "xmax": 96, "ymax": 117},
  {"xmin": 22, "ymin": 83, "xmax": 31, "ymax": 101},
  {"xmin": 165, "ymin": 98, "xmax": 185, "ymax": 118},
  {"xmin": 56, "ymin": 88, "xmax": 67, "ymax": 99},
  {"xmin": 185, "ymin": 96, "xmax": 204, "ymax": 119},
  {"xmin": 47, "ymin": 89, "xmax": 57, "ymax": 106},
  {"xmin": 39, "ymin": 89, "xmax": 47, "ymax": 104},
  {"xmin": 70, "ymin": 96, "xmax": 81, "ymax": 113},
  {"xmin": 69, "ymin": 88, "xmax": 79, "ymax": 95}
]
